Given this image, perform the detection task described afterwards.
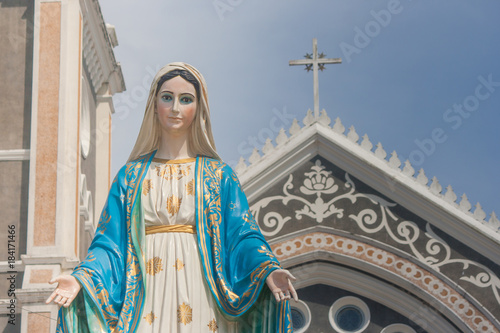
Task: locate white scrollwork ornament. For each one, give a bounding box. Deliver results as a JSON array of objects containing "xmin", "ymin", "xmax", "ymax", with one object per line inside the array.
[
  {"xmin": 260, "ymin": 212, "xmax": 291, "ymax": 237},
  {"xmin": 250, "ymin": 159, "xmax": 500, "ymax": 306}
]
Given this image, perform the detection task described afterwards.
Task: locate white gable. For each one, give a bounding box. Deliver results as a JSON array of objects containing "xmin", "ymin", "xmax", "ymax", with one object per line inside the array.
[{"xmin": 236, "ymin": 109, "xmax": 500, "ymax": 266}]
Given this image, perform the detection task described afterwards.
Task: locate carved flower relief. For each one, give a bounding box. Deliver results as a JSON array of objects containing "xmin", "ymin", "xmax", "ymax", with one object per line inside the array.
[
  {"xmin": 428, "ymin": 279, "xmax": 447, "ymax": 297},
  {"xmin": 397, "ymin": 262, "xmax": 421, "ymax": 279},
  {"xmin": 339, "ymin": 239, "xmax": 360, "ymax": 254},
  {"xmin": 306, "ymin": 234, "xmax": 330, "ymax": 249},
  {"xmin": 452, "ymin": 298, "xmax": 471, "ymax": 315},
  {"xmin": 300, "ymin": 160, "xmax": 338, "ymax": 196},
  {"xmin": 368, "ymin": 249, "xmax": 391, "ymax": 265},
  {"xmin": 279, "ymin": 240, "xmax": 300, "ymax": 256}
]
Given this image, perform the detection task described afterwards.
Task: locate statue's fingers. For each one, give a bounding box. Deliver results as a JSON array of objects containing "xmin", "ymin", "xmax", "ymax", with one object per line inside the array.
[
  {"xmin": 273, "ymin": 291, "xmax": 280, "ymax": 302},
  {"xmin": 45, "ymin": 290, "xmax": 58, "ymax": 304},
  {"xmin": 288, "ymin": 281, "xmax": 299, "ymax": 301},
  {"xmin": 57, "ymin": 297, "xmax": 68, "ymax": 306},
  {"xmin": 64, "ymin": 293, "xmax": 77, "ymax": 308},
  {"xmin": 291, "ymin": 288, "xmax": 299, "ymax": 302},
  {"xmin": 285, "ymin": 270, "xmax": 296, "ymax": 281},
  {"xmin": 54, "ymin": 295, "xmax": 63, "ymax": 304}
]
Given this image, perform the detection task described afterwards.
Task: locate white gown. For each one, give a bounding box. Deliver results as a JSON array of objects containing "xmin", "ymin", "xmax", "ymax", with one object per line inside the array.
[{"xmin": 136, "ymin": 158, "xmax": 237, "ymax": 332}]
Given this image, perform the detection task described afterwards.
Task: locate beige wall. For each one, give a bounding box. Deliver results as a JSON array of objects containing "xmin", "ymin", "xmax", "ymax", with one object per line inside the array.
[
  {"xmin": 0, "ymin": 0, "xmax": 33, "ymax": 252},
  {"xmin": 0, "ymin": 0, "xmax": 32, "ymax": 264},
  {"xmin": 0, "ymin": 161, "xmax": 29, "ymax": 260},
  {"xmin": 0, "ymin": 2, "xmax": 33, "ymax": 332},
  {"xmin": 0, "ymin": 0, "xmax": 33, "ymax": 150}
]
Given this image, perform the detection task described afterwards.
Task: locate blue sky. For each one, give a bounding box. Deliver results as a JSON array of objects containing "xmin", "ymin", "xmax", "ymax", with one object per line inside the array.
[{"xmin": 100, "ymin": 0, "xmax": 500, "ymax": 217}]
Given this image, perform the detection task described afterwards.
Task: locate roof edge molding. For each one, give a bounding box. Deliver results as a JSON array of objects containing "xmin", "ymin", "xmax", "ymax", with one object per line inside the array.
[
  {"xmin": 237, "ymin": 109, "xmax": 500, "ymax": 266},
  {"xmin": 81, "ymin": 0, "xmax": 126, "ymax": 98}
]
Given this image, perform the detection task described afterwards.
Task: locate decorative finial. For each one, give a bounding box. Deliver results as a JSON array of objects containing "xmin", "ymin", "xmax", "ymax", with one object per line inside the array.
[{"xmin": 289, "ymin": 38, "xmax": 342, "ymax": 119}]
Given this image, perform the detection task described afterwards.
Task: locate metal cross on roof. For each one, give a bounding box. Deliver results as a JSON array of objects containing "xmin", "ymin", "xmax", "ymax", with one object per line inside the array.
[{"xmin": 289, "ymin": 38, "xmax": 342, "ymax": 119}]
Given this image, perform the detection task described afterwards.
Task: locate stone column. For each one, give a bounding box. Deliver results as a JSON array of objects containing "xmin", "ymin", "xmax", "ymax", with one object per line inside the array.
[{"xmin": 20, "ymin": 1, "xmax": 83, "ymax": 332}]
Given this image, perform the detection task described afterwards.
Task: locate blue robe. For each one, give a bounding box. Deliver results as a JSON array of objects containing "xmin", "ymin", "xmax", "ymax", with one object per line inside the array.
[{"xmin": 57, "ymin": 153, "xmax": 293, "ymax": 332}]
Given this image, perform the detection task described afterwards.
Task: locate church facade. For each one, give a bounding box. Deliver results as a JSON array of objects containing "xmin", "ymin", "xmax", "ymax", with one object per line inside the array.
[
  {"xmin": 2, "ymin": 0, "xmax": 499, "ymax": 331},
  {"xmin": 0, "ymin": 0, "xmax": 124, "ymax": 332},
  {"xmin": 236, "ymin": 110, "xmax": 500, "ymax": 333}
]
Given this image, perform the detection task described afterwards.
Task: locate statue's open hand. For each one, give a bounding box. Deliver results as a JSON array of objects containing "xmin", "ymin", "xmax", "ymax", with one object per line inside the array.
[
  {"xmin": 266, "ymin": 269, "xmax": 298, "ymax": 302},
  {"xmin": 45, "ymin": 275, "xmax": 81, "ymax": 308}
]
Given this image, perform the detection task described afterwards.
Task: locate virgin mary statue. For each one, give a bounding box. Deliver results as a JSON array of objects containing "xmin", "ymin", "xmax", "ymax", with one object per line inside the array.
[{"xmin": 46, "ymin": 62, "xmax": 297, "ymax": 332}]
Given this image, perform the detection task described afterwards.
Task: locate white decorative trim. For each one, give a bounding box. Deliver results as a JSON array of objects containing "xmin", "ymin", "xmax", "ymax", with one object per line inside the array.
[
  {"xmin": 329, "ymin": 296, "xmax": 370, "ymax": 333},
  {"xmin": 0, "ymin": 149, "xmax": 30, "ymax": 161},
  {"xmin": 0, "ymin": 261, "xmax": 24, "ymax": 273},
  {"xmin": 381, "ymin": 323, "xmax": 417, "ymax": 333},
  {"xmin": 289, "ymin": 262, "xmax": 464, "ymax": 333},
  {"xmin": 238, "ymin": 110, "xmax": 496, "ymax": 231},
  {"xmin": 0, "ymin": 299, "xmax": 20, "ymax": 315},
  {"xmin": 290, "ymin": 300, "xmax": 311, "ymax": 333},
  {"xmin": 253, "ymin": 159, "xmax": 500, "ymax": 310},
  {"xmin": 238, "ymin": 114, "xmax": 500, "ymax": 268},
  {"xmin": 80, "ymin": 174, "xmax": 95, "ymax": 238},
  {"xmin": 81, "ymin": 0, "xmax": 125, "ymax": 95},
  {"xmin": 20, "ymin": 255, "xmax": 79, "ymax": 270},
  {"xmin": 274, "ymin": 233, "xmax": 500, "ymax": 333},
  {"xmin": 105, "ymin": 23, "xmax": 118, "ymax": 48},
  {"xmin": 80, "ymin": 77, "xmax": 91, "ymax": 159}
]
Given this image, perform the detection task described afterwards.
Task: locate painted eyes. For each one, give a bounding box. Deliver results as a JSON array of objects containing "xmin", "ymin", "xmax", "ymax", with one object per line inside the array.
[
  {"xmin": 161, "ymin": 94, "xmax": 172, "ymax": 102},
  {"xmin": 160, "ymin": 94, "xmax": 194, "ymax": 105},
  {"xmin": 180, "ymin": 96, "xmax": 194, "ymax": 104}
]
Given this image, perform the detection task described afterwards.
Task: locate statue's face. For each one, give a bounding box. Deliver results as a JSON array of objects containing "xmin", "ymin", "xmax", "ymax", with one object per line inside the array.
[{"xmin": 155, "ymin": 75, "xmax": 197, "ymax": 138}]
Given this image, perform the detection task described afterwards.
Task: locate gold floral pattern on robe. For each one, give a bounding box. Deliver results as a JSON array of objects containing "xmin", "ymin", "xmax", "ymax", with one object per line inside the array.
[
  {"xmin": 177, "ymin": 302, "xmax": 192, "ymax": 325},
  {"xmin": 143, "ymin": 179, "xmax": 153, "ymax": 195},
  {"xmin": 138, "ymin": 159, "xmax": 237, "ymax": 332},
  {"xmin": 173, "ymin": 258, "xmax": 184, "ymax": 271},
  {"xmin": 143, "ymin": 311, "xmax": 157, "ymax": 325},
  {"xmin": 166, "ymin": 195, "xmax": 182, "ymax": 215},
  {"xmin": 185, "ymin": 179, "xmax": 195, "ymax": 196},
  {"xmin": 156, "ymin": 164, "xmax": 192, "ymax": 181},
  {"xmin": 97, "ymin": 211, "xmax": 111, "ymax": 235},
  {"xmin": 146, "ymin": 257, "xmax": 163, "ymax": 276},
  {"xmin": 207, "ymin": 318, "xmax": 218, "ymax": 332}
]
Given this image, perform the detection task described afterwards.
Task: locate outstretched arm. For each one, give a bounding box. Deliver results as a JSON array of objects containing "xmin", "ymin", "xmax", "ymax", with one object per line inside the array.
[
  {"xmin": 266, "ymin": 269, "xmax": 298, "ymax": 302},
  {"xmin": 45, "ymin": 275, "xmax": 81, "ymax": 308}
]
